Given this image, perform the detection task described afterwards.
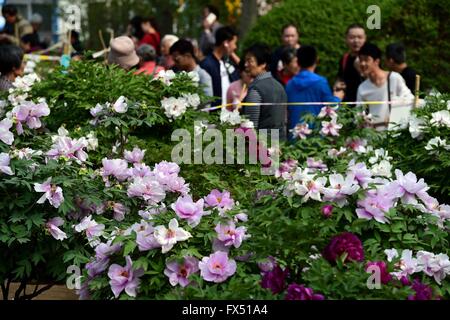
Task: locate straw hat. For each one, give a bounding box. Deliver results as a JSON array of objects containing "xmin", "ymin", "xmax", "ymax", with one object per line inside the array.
[{"xmin": 107, "ymin": 36, "xmax": 140, "ymax": 70}]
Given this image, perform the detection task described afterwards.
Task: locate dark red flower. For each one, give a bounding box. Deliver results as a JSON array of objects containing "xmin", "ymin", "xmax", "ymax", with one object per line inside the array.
[{"xmin": 323, "ymin": 232, "xmax": 364, "ymax": 264}]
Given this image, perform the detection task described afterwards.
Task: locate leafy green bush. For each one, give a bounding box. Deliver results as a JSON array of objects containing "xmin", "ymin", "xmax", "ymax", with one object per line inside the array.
[{"xmin": 242, "ymin": 0, "xmax": 449, "ymax": 92}]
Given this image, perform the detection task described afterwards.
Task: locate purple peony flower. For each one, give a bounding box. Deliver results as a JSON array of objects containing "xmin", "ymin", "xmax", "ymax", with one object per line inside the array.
[
  {"xmin": 0, "ymin": 118, "xmax": 14, "ymax": 145},
  {"xmin": 45, "ymin": 217, "xmax": 67, "ymax": 240},
  {"xmin": 321, "ymin": 205, "xmax": 333, "ymax": 218},
  {"xmin": 365, "ymin": 261, "xmax": 392, "ymax": 284},
  {"xmin": 171, "ymin": 195, "xmax": 205, "ymax": 227},
  {"xmin": 164, "ymin": 256, "xmax": 199, "ymax": 287},
  {"xmin": 107, "ymin": 256, "xmax": 144, "ymax": 298},
  {"xmin": 111, "ymin": 202, "xmax": 129, "ymax": 221},
  {"xmin": 347, "ymin": 161, "xmax": 372, "ymax": 188},
  {"xmin": 199, "ymin": 251, "xmax": 237, "ymax": 283},
  {"xmin": 13, "ymin": 101, "xmax": 50, "ymax": 134},
  {"xmin": 164, "ymin": 175, "xmax": 190, "ymax": 195},
  {"xmin": 261, "ymin": 264, "xmax": 289, "ymax": 294},
  {"xmin": 323, "ymin": 232, "xmax": 364, "ymax": 264},
  {"xmin": 86, "ymin": 258, "xmax": 110, "ymax": 278},
  {"xmin": 136, "ymin": 225, "xmax": 160, "ymax": 252},
  {"xmin": 95, "ymin": 242, "xmax": 122, "ymax": 260},
  {"xmin": 124, "ymin": 147, "xmax": 145, "ymax": 164},
  {"xmin": 204, "ymin": 189, "xmax": 234, "ymax": 211},
  {"xmin": 0, "ymin": 152, "xmax": 13, "ymax": 175},
  {"xmin": 214, "ymin": 221, "xmax": 248, "ymax": 248},
  {"xmin": 33, "ymin": 177, "xmax": 64, "ymax": 208},
  {"xmin": 407, "ymin": 279, "xmax": 436, "ymax": 300},
  {"xmin": 355, "ymin": 190, "xmax": 394, "ymax": 224},
  {"xmin": 285, "ymin": 283, "xmax": 325, "ymax": 300}
]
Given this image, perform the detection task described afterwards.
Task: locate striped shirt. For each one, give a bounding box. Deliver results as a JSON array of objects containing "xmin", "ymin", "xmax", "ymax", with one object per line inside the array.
[{"xmin": 243, "ymin": 72, "xmax": 272, "ymax": 128}]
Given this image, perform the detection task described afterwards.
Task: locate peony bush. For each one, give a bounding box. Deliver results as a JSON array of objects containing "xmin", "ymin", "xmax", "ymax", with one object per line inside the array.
[{"xmin": 1, "ymin": 59, "xmax": 450, "ymax": 300}]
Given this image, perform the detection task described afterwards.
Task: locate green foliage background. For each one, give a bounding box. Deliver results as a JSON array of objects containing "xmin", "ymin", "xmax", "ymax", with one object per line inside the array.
[{"xmin": 242, "ymin": 0, "xmax": 450, "ymax": 92}]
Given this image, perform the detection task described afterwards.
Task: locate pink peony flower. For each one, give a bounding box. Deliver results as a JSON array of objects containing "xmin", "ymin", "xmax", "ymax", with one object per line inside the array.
[
  {"xmin": 199, "ymin": 251, "xmax": 237, "ymax": 283},
  {"xmin": 107, "ymin": 256, "xmax": 144, "ymax": 298},
  {"xmin": 290, "ymin": 123, "xmax": 312, "ymax": 139},
  {"xmin": 46, "ymin": 136, "xmax": 89, "ymax": 163},
  {"xmin": 13, "ymin": 101, "xmax": 50, "ymax": 134},
  {"xmin": 130, "ymin": 163, "xmax": 153, "ymax": 178},
  {"xmin": 127, "ymin": 176, "xmax": 166, "ymax": 204},
  {"xmin": 306, "ymin": 158, "xmax": 328, "ymax": 172},
  {"xmin": 346, "ymin": 137, "xmax": 367, "ymax": 153},
  {"xmin": 275, "ymin": 159, "xmax": 298, "ymax": 178},
  {"xmin": 164, "ymin": 257, "xmax": 200, "ymax": 287},
  {"xmin": 323, "ymin": 232, "xmax": 364, "ymax": 264},
  {"xmin": 0, "ymin": 118, "xmax": 14, "ymax": 145},
  {"xmin": 204, "ymin": 189, "xmax": 234, "ymax": 211},
  {"xmin": 45, "ymin": 217, "xmax": 67, "ymax": 241},
  {"xmin": 391, "ymin": 169, "xmax": 429, "ymax": 205},
  {"xmin": 321, "ymin": 119, "xmax": 342, "ymax": 136},
  {"xmin": 214, "ymin": 221, "xmax": 248, "ymax": 248},
  {"xmin": 33, "ymin": 177, "xmax": 64, "ymax": 208},
  {"xmin": 101, "ymin": 158, "xmax": 130, "ymax": 182},
  {"xmin": 171, "ymin": 195, "xmax": 205, "ymax": 227},
  {"xmin": 124, "ymin": 147, "xmax": 145, "ymax": 163},
  {"xmin": 318, "ymin": 106, "xmax": 338, "ymax": 119},
  {"xmin": 0, "ymin": 152, "xmax": 13, "ymax": 175},
  {"xmin": 321, "ymin": 205, "xmax": 333, "ymax": 218},
  {"xmin": 74, "ymin": 215, "xmax": 105, "ymax": 240}
]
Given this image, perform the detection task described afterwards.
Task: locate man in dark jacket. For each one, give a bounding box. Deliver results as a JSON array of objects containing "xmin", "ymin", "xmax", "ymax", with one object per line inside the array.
[
  {"xmin": 200, "ymin": 26, "xmax": 240, "ymax": 107},
  {"xmin": 241, "ymin": 44, "xmax": 287, "ymax": 140},
  {"xmin": 335, "ymin": 24, "xmax": 366, "ymax": 102}
]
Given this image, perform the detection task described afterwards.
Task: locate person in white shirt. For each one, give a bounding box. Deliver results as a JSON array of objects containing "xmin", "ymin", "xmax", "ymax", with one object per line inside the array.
[{"xmin": 356, "ymin": 43, "xmax": 414, "ymax": 130}]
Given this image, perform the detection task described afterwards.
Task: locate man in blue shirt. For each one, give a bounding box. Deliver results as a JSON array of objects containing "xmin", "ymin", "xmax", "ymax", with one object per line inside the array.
[{"xmin": 286, "ymin": 45, "xmax": 343, "ymax": 133}]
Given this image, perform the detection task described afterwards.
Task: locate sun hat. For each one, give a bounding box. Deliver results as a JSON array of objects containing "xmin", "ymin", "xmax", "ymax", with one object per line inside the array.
[{"xmin": 107, "ymin": 36, "xmax": 140, "ymax": 70}]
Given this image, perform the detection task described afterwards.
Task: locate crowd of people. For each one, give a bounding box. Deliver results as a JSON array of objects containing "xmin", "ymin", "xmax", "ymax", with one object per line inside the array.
[{"xmin": 0, "ymin": 4, "xmax": 418, "ymax": 139}]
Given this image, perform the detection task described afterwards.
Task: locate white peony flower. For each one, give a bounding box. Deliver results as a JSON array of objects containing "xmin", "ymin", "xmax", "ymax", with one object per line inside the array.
[
  {"xmin": 153, "ymin": 218, "xmax": 191, "ymax": 253},
  {"xmin": 408, "ymin": 114, "xmax": 425, "ymax": 139},
  {"xmin": 220, "ymin": 107, "xmax": 241, "ymax": 125},
  {"xmin": 112, "ymin": 96, "xmax": 128, "ymax": 113},
  {"xmin": 161, "ymin": 97, "xmax": 188, "ymax": 119},
  {"xmin": 430, "ymin": 110, "xmax": 450, "ymax": 128},
  {"xmin": 157, "ymin": 70, "xmax": 176, "ymax": 85},
  {"xmin": 182, "ymin": 93, "xmax": 201, "ymax": 108},
  {"xmin": 425, "ymin": 137, "xmax": 450, "ymax": 154},
  {"xmin": 371, "ymin": 160, "xmax": 393, "ymax": 178}
]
